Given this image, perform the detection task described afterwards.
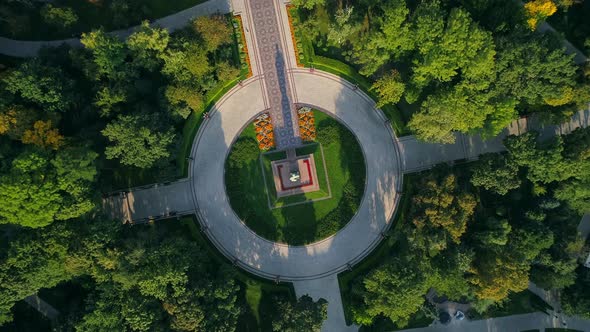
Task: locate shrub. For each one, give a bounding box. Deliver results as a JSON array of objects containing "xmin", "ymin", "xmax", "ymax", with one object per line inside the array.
[
  {"xmin": 227, "ymin": 137, "xmax": 259, "ymax": 169},
  {"xmin": 41, "ymin": 5, "xmax": 78, "ymax": 29}
]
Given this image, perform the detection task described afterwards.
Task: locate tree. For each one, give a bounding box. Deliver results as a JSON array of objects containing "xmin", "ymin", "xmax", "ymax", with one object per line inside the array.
[
  {"xmin": 372, "ymin": 70, "xmax": 405, "ymax": 108},
  {"xmin": 555, "ymin": 179, "xmax": 590, "ymax": 213},
  {"xmin": 94, "ymin": 85, "xmax": 127, "ymax": 116},
  {"xmin": 471, "ymin": 224, "xmax": 554, "ymax": 301},
  {"xmin": 562, "ymin": 268, "xmax": 590, "ymax": 319},
  {"xmin": 3, "ymin": 60, "xmax": 74, "ymax": 111},
  {"xmin": 127, "ymin": 21, "xmax": 169, "ymax": 71},
  {"xmin": 0, "ymin": 105, "xmax": 36, "ymax": 140},
  {"xmin": 21, "ymin": 120, "xmax": 64, "ymax": 150},
  {"xmin": 162, "ymin": 47, "xmax": 212, "ymax": 83},
  {"xmin": 409, "ymin": 173, "xmax": 476, "ymax": 254},
  {"xmin": 290, "ymin": 0, "xmax": 324, "ymax": 10},
  {"xmin": 271, "ymin": 295, "xmax": 328, "ymax": 332},
  {"xmin": 81, "ymin": 233, "xmax": 241, "ymax": 332},
  {"xmin": 352, "ymin": 256, "xmax": 429, "ymax": 327},
  {"xmin": 192, "ymin": 16, "xmax": 231, "ymax": 51},
  {"xmin": 494, "ymin": 35, "xmax": 577, "ymax": 107},
  {"xmin": 409, "ymin": 7, "xmax": 496, "ymax": 93},
  {"xmin": 41, "ymin": 4, "xmax": 78, "ymax": 29},
  {"xmin": 409, "ymin": 87, "xmax": 491, "ymax": 143},
  {"xmin": 327, "ymin": 7, "xmax": 358, "ymax": 46},
  {"xmin": 0, "ymin": 222, "xmax": 75, "ymax": 324},
  {"xmin": 474, "ymin": 217, "xmax": 512, "ymax": 246},
  {"xmin": 81, "ymin": 29, "xmax": 130, "ymax": 81},
  {"xmin": 0, "ymin": 147, "xmax": 97, "ymax": 228},
  {"xmin": 353, "ymin": 0, "xmax": 414, "ymax": 75},
  {"xmin": 524, "ymin": 0, "xmax": 558, "ymax": 29},
  {"xmin": 165, "ymin": 84, "xmax": 203, "ymax": 119},
  {"xmin": 216, "ymin": 61, "xmax": 240, "ymax": 82},
  {"xmin": 50, "ymin": 146, "xmax": 99, "ymax": 220},
  {"xmin": 470, "ymin": 153, "xmax": 521, "ymax": 195},
  {"xmin": 102, "ymin": 114, "xmax": 175, "ymax": 168},
  {"xmin": 504, "ymin": 132, "xmax": 582, "ymax": 184},
  {"xmin": 355, "ymin": 0, "xmax": 415, "ymax": 75},
  {"xmin": 471, "ymin": 255, "xmax": 530, "ymax": 301}
]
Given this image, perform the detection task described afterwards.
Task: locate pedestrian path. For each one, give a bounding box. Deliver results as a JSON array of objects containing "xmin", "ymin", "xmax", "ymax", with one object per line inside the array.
[
  {"xmin": 0, "ymin": 0, "xmax": 231, "ymax": 57},
  {"xmin": 293, "ymin": 275, "xmax": 358, "ymax": 332},
  {"xmin": 247, "ymin": 0, "xmax": 300, "ymax": 149},
  {"xmin": 397, "ymin": 312, "xmax": 590, "ymax": 332},
  {"xmin": 24, "ymin": 295, "xmax": 60, "ymax": 321},
  {"xmin": 399, "ymin": 108, "xmax": 590, "ymax": 172},
  {"xmin": 103, "ymin": 179, "xmax": 195, "ymax": 224}
]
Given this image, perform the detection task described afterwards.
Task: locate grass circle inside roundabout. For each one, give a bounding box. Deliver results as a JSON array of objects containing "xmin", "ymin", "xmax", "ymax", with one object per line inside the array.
[{"xmin": 224, "ymin": 109, "xmax": 366, "ymax": 245}]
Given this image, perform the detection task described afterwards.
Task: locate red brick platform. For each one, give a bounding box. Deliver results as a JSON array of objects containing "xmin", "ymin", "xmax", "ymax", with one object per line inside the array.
[{"xmin": 271, "ymin": 154, "xmax": 320, "ymax": 197}]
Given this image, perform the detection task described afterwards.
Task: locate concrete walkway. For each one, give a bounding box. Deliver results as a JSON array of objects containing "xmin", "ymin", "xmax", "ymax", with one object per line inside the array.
[
  {"xmin": 189, "ymin": 71, "xmax": 400, "ymax": 280},
  {"xmin": 0, "ymin": 0, "xmax": 231, "ymax": 57},
  {"xmin": 397, "ymin": 312, "xmax": 590, "ymax": 332},
  {"xmin": 293, "ymin": 275, "xmax": 358, "ymax": 332},
  {"xmin": 24, "ymin": 295, "xmax": 60, "ymax": 320},
  {"xmin": 103, "ymin": 179, "xmax": 195, "ymax": 224},
  {"xmin": 400, "ymin": 108, "xmax": 590, "ymax": 172}
]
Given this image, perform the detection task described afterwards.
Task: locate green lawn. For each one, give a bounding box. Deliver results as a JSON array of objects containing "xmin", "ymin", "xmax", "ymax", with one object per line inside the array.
[
  {"xmin": 0, "ymin": 0, "xmax": 208, "ymax": 40},
  {"xmin": 225, "ymin": 110, "xmax": 366, "ymax": 245}
]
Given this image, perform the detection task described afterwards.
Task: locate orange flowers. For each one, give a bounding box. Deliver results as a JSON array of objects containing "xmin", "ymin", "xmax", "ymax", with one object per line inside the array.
[
  {"xmin": 254, "ymin": 113, "xmax": 275, "ymax": 150},
  {"xmin": 297, "ymin": 107, "xmax": 316, "ymax": 141}
]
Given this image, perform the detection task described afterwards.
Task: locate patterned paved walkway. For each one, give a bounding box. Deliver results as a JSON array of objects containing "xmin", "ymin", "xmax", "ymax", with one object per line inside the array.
[{"xmin": 247, "ymin": 0, "xmax": 300, "ymax": 149}]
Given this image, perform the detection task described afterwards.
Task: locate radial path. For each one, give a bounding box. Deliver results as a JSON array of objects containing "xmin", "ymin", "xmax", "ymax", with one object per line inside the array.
[{"xmin": 248, "ymin": 0, "xmax": 300, "ymax": 149}]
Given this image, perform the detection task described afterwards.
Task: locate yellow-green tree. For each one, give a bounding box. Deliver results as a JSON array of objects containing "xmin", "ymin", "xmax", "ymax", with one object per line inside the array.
[
  {"xmin": 192, "ymin": 16, "xmax": 231, "ymax": 51},
  {"xmin": 409, "ymin": 173, "xmax": 477, "ymax": 253},
  {"xmin": 524, "ymin": 0, "xmax": 558, "ymax": 30}
]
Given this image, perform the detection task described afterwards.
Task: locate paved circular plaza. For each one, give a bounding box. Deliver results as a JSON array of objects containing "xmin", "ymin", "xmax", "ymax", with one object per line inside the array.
[{"xmin": 189, "ymin": 70, "xmax": 402, "ymax": 280}]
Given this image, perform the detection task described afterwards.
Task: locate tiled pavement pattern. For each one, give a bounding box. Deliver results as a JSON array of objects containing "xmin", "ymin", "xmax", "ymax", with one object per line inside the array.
[{"xmin": 248, "ymin": 0, "xmax": 301, "ymax": 149}]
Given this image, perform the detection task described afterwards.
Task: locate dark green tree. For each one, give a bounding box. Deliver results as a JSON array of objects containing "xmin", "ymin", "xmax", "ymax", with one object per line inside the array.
[
  {"xmin": 562, "ymin": 268, "xmax": 590, "ymax": 319},
  {"xmin": 3, "ymin": 60, "xmax": 74, "ymax": 112},
  {"xmin": 494, "ymin": 34, "xmax": 578, "ymax": 106},
  {"xmin": 470, "ymin": 153, "xmax": 521, "ymax": 195},
  {"xmin": 354, "ymin": 0, "xmax": 414, "ymax": 75},
  {"xmin": 101, "ymin": 114, "xmax": 175, "ymax": 168},
  {"xmin": 271, "ymin": 295, "xmax": 328, "ymax": 332},
  {"xmin": 504, "ymin": 132, "xmax": 582, "ymax": 184},
  {"xmin": 352, "ymin": 256, "xmax": 429, "ymax": 327}
]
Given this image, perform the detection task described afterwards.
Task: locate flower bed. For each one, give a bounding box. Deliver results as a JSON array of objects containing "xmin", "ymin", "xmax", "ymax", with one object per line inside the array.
[
  {"xmin": 254, "ymin": 113, "xmax": 275, "ymax": 150},
  {"xmin": 297, "ymin": 107, "xmax": 316, "ymax": 141},
  {"xmin": 233, "ymin": 15, "xmax": 253, "ymax": 78},
  {"xmin": 286, "ymin": 5, "xmax": 305, "ymax": 67}
]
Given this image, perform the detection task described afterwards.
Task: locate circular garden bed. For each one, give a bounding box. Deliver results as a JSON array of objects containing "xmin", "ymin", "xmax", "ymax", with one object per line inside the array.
[{"xmin": 224, "ymin": 109, "xmax": 366, "ymax": 245}]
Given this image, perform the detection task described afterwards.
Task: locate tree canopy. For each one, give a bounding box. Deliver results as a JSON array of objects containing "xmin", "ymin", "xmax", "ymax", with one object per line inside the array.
[
  {"xmin": 271, "ymin": 295, "xmax": 328, "ymax": 332},
  {"xmin": 0, "ymin": 147, "xmax": 97, "ymax": 228},
  {"xmin": 102, "ymin": 114, "xmax": 175, "ymax": 169}
]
